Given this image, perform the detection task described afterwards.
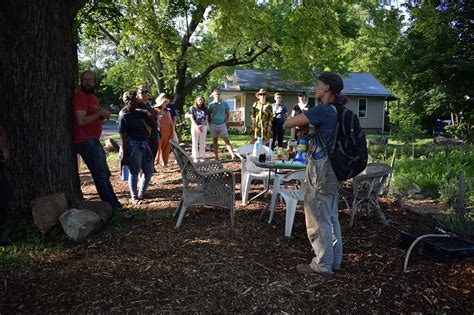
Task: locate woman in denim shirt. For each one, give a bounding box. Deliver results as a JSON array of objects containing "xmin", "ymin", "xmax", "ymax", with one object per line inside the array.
[{"xmin": 119, "ymin": 91, "xmax": 154, "ymax": 204}]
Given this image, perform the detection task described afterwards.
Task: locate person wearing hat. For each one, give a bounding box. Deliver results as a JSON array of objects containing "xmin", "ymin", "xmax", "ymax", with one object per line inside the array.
[
  {"xmin": 154, "ymin": 93, "xmax": 174, "ymax": 167},
  {"xmin": 207, "ymin": 89, "xmax": 236, "ymax": 160},
  {"xmin": 119, "ymin": 90, "xmax": 155, "ymax": 204},
  {"xmin": 250, "ymin": 88, "xmax": 273, "ymax": 144},
  {"xmin": 290, "ymin": 91, "xmax": 313, "ymax": 140},
  {"xmin": 284, "ymin": 72, "xmax": 347, "ymax": 278}
]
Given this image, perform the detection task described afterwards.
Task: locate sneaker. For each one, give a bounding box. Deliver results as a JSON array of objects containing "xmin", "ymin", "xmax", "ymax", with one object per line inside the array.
[
  {"xmin": 119, "ymin": 208, "xmax": 134, "ymax": 219},
  {"xmin": 296, "ymin": 264, "xmax": 333, "ymax": 278},
  {"xmin": 138, "ymin": 192, "xmax": 150, "ymax": 200},
  {"xmin": 130, "ymin": 198, "xmax": 143, "ymax": 205}
]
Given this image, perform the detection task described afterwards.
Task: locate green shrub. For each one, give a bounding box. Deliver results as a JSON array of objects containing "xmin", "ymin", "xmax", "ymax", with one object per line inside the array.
[
  {"xmin": 386, "ymin": 145, "xmax": 474, "ymax": 198},
  {"xmin": 175, "ymin": 114, "xmax": 191, "ymax": 142}
]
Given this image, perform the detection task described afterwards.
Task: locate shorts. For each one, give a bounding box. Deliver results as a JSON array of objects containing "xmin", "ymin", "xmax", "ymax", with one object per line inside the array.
[{"xmin": 210, "ymin": 123, "xmax": 228, "ymax": 138}]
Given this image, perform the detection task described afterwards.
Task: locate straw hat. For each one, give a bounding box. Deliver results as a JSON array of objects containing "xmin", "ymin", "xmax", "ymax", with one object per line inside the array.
[
  {"xmin": 122, "ymin": 90, "xmax": 137, "ymax": 103},
  {"xmin": 255, "ymin": 88, "xmax": 268, "ymax": 99},
  {"xmin": 154, "ymin": 93, "xmax": 170, "ymax": 108}
]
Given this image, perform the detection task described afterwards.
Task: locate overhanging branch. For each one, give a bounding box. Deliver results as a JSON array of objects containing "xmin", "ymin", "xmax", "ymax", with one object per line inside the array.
[{"xmin": 183, "ymin": 44, "xmax": 271, "ymax": 94}]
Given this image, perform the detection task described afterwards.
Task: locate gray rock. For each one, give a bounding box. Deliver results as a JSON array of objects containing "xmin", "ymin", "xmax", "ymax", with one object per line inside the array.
[
  {"xmin": 72, "ymin": 200, "xmax": 113, "ymax": 224},
  {"xmin": 31, "ymin": 193, "xmax": 69, "ymax": 233},
  {"xmin": 59, "ymin": 209, "xmax": 102, "ymax": 242}
]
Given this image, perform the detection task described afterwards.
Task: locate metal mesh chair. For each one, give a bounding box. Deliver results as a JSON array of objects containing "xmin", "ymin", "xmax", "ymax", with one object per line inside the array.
[
  {"xmin": 169, "ymin": 140, "xmax": 236, "ymax": 230},
  {"xmin": 339, "ymin": 163, "xmax": 392, "ymax": 227}
]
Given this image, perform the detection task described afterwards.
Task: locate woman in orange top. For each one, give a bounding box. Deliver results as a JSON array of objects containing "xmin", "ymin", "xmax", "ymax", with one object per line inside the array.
[{"xmin": 154, "ymin": 93, "xmax": 174, "ymax": 167}]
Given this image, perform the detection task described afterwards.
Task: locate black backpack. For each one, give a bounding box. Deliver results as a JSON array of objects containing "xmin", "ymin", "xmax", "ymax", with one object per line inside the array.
[
  {"xmin": 329, "ymin": 105, "xmax": 368, "ymax": 180},
  {"xmin": 314, "ymin": 104, "xmax": 368, "ymax": 181}
]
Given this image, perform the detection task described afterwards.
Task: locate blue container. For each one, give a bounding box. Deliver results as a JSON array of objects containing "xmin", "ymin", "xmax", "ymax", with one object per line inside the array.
[
  {"xmin": 294, "ymin": 135, "xmax": 309, "ymax": 163},
  {"xmin": 121, "ymin": 165, "xmax": 129, "ymax": 181}
]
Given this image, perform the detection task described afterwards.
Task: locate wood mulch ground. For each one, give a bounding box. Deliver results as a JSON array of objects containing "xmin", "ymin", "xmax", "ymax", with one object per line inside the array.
[{"xmin": 0, "ymin": 146, "xmax": 473, "ymax": 313}]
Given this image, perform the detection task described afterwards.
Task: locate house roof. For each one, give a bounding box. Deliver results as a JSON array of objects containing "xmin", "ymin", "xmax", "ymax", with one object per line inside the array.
[{"xmin": 221, "ymin": 69, "xmax": 397, "ymax": 100}]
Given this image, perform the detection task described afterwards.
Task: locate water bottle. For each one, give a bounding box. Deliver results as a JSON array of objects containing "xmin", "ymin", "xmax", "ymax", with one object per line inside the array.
[
  {"xmin": 121, "ymin": 165, "xmax": 129, "ymax": 181},
  {"xmin": 252, "ymin": 137, "xmax": 262, "ymax": 157}
]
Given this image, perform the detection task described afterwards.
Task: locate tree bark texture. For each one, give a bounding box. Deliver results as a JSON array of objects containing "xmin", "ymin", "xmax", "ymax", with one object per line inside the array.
[{"xmin": 0, "ymin": 0, "xmax": 85, "ymax": 217}]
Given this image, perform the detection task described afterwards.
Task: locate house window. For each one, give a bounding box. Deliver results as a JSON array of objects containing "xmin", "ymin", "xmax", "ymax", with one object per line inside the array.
[
  {"xmin": 222, "ymin": 98, "xmax": 236, "ymax": 111},
  {"xmin": 358, "ymin": 98, "xmax": 367, "ymax": 118}
]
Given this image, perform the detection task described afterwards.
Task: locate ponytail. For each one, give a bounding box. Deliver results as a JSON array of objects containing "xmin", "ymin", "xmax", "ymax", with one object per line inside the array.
[{"xmin": 334, "ymin": 94, "xmax": 348, "ymax": 106}]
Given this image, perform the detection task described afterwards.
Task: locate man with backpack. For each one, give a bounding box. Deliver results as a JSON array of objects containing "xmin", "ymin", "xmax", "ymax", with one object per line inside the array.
[{"xmin": 284, "ymin": 72, "xmax": 349, "ymax": 278}]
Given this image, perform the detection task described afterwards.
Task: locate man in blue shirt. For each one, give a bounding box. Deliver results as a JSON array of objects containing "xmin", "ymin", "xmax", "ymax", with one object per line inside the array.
[
  {"xmin": 284, "ymin": 72, "xmax": 346, "ymax": 278},
  {"xmin": 207, "ymin": 89, "xmax": 235, "ymax": 160}
]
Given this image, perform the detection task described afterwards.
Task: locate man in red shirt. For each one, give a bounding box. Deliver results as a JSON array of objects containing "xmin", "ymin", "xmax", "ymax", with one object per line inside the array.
[{"xmin": 72, "ymin": 70, "xmax": 122, "ymax": 210}]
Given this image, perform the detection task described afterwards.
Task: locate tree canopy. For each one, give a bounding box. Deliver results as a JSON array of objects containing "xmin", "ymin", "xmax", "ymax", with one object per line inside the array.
[
  {"xmin": 77, "ymin": 0, "xmax": 376, "ymax": 111},
  {"xmin": 77, "ymin": 0, "xmax": 473, "ymax": 135},
  {"xmin": 399, "ymin": 1, "xmax": 473, "ymax": 132}
]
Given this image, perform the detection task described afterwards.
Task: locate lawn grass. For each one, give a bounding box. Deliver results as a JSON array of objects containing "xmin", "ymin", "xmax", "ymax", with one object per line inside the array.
[{"xmin": 206, "ymin": 133, "xmax": 251, "ymax": 148}]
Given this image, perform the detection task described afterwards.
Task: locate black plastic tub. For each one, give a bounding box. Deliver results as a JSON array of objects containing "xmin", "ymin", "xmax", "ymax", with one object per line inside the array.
[{"xmin": 399, "ymin": 229, "xmax": 474, "ymax": 262}]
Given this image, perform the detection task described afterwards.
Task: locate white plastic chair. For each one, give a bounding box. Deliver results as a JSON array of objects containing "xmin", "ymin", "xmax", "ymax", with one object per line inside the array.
[
  {"xmin": 235, "ymin": 144, "xmax": 272, "ymax": 205},
  {"xmin": 268, "ymin": 170, "xmax": 306, "ymax": 237}
]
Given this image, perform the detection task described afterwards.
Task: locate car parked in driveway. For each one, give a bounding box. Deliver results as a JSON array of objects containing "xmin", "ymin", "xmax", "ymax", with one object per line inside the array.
[{"xmin": 433, "ymin": 119, "xmax": 451, "ymax": 137}]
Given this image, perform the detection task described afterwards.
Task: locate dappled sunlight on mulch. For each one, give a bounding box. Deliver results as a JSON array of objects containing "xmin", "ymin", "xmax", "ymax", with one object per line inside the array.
[{"xmin": 0, "ymin": 152, "xmax": 472, "ymax": 312}]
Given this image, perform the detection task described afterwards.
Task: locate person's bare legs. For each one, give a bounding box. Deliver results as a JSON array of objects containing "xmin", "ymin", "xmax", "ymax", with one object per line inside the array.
[
  {"xmin": 223, "ymin": 137, "xmax": 235, "ymax": 159},
  {"xmin": 213, "ymin": 137, "xmax": 219, "ymax": 159}
]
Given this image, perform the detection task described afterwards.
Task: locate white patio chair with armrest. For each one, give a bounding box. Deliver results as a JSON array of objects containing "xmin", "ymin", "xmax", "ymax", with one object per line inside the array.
[
  {"xmin": 169, "ymin": 140, "xmax": 235, "ymax": 230},
  {"xmin": 235, "ymin": 144, "xmax": 273, "ymax": 205},
  {"xmin": 268, "ymin": 170, "xmax": 306, "ymax": 237},
  {"xmin": 339, "ymin": 163, "xmax": 392, "ymax": 227}
]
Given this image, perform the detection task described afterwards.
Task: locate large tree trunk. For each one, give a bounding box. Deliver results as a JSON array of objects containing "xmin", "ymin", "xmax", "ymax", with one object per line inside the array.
[{"xmin": 0, "ymin": 0, "xmax": 85, "ymax": 218}]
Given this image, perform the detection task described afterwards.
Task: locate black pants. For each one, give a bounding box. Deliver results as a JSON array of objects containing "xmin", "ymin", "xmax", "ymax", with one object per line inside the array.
[
  {"xmin": 0, "ymin": 165, "xmax": 10, "ymax": 228},
  {"xmin": 272, "ymin": 123, "xmax": 285, "ymax": 149}
]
